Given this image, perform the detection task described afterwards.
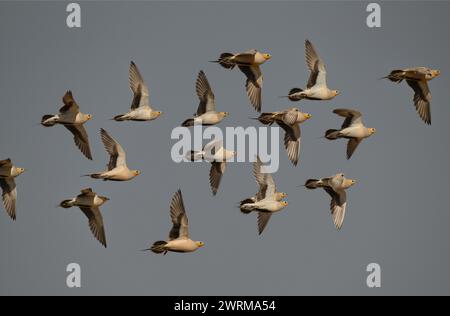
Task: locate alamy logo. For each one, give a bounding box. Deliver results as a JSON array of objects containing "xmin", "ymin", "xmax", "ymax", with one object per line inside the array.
[
  {"xmin": 66, "ymin": 3, "xmax": 81, "ymax": 28},
  {"xmin": 66, "ymin": 263, "xmax": 81, "ymax": 288},
  {"xmin": 366, "ymin": 3, "xmax": 381, "ymax": 28},
  {"xmin": 366, "ymin": 263, "xmax": 381, "ymax": 288},
  {"xmin": 171, "ymin": 125, "xmax": 280, "ymax": 173}
]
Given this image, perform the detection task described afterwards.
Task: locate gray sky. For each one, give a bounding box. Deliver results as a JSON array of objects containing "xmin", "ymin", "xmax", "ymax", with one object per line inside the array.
[{"xmin": 1, "ymin": 1, "xmax": 450, "ymax": 295}]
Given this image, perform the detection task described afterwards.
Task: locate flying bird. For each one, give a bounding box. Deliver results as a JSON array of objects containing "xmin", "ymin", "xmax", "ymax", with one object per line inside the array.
[
  {"xmin": 146, "ymin": 190, "xmax": 205, "ymax": 255},
  {"xmin": 60, "ymin": 188, "xmax": 110, "ymax": 248},
  {"xmin": 85, "ymin": 129, "xmax": 141, "ymax": 181},
  {"xmin": 256, "ymin": 108, "xmax": 312, "ymax": 166},
  {"xmin": 113, "ymin": 61, "xmax": 162, "ymax": 122},
  {"xmin": 384, "ymin": 67, "xmax": 440, "ymax": 125},
  {"xmin": 187, "ymin": 139, "xmax": 236, "ymax": 196},
  {"xmin": 305, "ymin": 173, "xmax": 356, "ymax": 230},
  {"xmin": 325, "ymin": 109, "xmax": 376, "ymax": 159},
  {"xmin": 285, "ymin": 40, "xmax": 339, "ymax": 102},
  {"xmin": 41, "ymin": 91, "xmax": 93, "ymax": 160},
  {"xmin": 240, "ymin": 156, "xmax": 288, "ymax": 235},
  {"xmin": 182, "ymin": 71, "xmax": 229, "ymax": 127},
  {"xmin": 212, "ymin": 49, "xmax": 272, "ymax": 112},
  {"xmin": 0, "ymin": 159, "xmax": 25, "ymax": 220}
]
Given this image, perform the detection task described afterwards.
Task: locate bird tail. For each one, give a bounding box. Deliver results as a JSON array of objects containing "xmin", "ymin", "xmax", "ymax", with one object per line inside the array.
[
  {"xmin": 286, "ymin": 88, "xmax": 304, "ymax": 101},
  {"xmin": 41, "ymin": 115, "xmax": 57, "ymax": 127},
  {"xmin": 305, "ymin": 179, "xmax": 323, "ymax": 189},
  {"xmin": 150, "ymin": 241, "xmax": 168, "ymax": 254},
  {"xmin": 256, "ymin": 113, "xmax": 276, "ymax": 125},
  {"xmin": 113, "ymin": 114, "xmax": 127, "ymax": 121},
  {"xmin": 59, "ymin": 200, "xmax": 74, "ymax": 208},
  {"xmin": 325, "ymin": 129, "xmax": 341, "ymax": 140},
  {"xmin": 86, "ymin": 173, "xmax": 104, "ymax": 179},
  {"xmin": 383, "ymin": 70, "xmax": 405, "ymax": 83},
  {"xmin": 186, "ymin": 151, "xmax": 204, "ymax": 162},
  {"xmin": 240, "ymin": 201, "xmax": 256, "ymax": 214},
  {"xmin": 181, "ymin": 118, "xmax": 195, "ymax": 127},
  {"xmin": 211, "ymin": 53, "xmax": 236, "ymax": 69}
]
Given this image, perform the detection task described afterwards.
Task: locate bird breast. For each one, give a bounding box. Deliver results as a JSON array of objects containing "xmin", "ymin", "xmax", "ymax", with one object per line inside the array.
[{"xmin": 166, "ymin": 239, "xmax": 198, "ymax": 252}]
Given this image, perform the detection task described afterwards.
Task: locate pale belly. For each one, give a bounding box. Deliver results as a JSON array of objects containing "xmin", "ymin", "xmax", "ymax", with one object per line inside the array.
[
  {"xmin": 128, "ymin": 108, "xmax": 154, "ymax": 120},
  {"xmin": 166, "ymin": 239, "xmax": 199, "ymax": 253},
  {"xmin": 196, "ymin": 112, "xmax": 223, "ymax": 125},
  {"xmin": 340, "ymin": 127, "xmax": 368, "ymax": 138}
]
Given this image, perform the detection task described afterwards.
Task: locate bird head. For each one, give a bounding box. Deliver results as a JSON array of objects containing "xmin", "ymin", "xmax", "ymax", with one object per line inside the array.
[
  {"xmin": 156, "ymin": 111, "xmax": 163, "ymax": 117},
  {"xmin": 281, "ymin": 201, "xmax": 289, "ymax": 207},
  {"xmin": 86, "ymin": 114, "xmax": 93, "ymax": 121},
  {"xmin": 369, "ymin": 128, "xmax": 377, "ymax": 135},
  {"xmin": 263, "ymin": 53, "xmax": 272, "ymax": 61},
  {"xmin": 133, "ymin": 170, "xmax": 142, "ymax": 176},
  {"xmin": 303, "ymin": 113, "xmax": 313, "ymax": 121},
  {"xmin": 432, "ymin": 70, "xmax": 441, "ymax": 78},
  {"xmin": 196, "ymin": 241, "xmax": 205, "ymax": 248},
  {"xmin": 333, "ymin": 90, "xmax": 340, "ymax": 97},
  {"xmin": 16, "ymin": 167, "xmax": 25, "ymax": 175},
  {"xmin": 279, "ymin": 192, "xmax": 288, "ymax": 200},
  {"xmin": 101, "ymin": 196, "xmax": 110, "ymax": 203},
  {"xmin": 220, "ymin": 112, "xmax": 230, "ymax": 117}
]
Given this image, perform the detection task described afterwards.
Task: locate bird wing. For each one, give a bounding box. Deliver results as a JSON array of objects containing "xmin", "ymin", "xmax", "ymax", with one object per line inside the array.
[
  {"xmin": 257, "ymin": 212, "xmax": 272, "ymax": 235},
  {"xmin": 129, "ymin": 61, "xmax": 151, "ymax": 110},
  {"xmin": 195, "ymin": 70, "xmax": 216, "ymax": 115},
  {"xmin": 64, "ymin": 124, "xmax": 93, "ymax": 160},
  {"xmin": 203, "ymin": 139, "xmax": 223, "ymax": 159},
  {"xmin": 305, "ymin": 40, "xmax": 327, "ymax": 88},
  {"xmin": 0, "ymin": 159, "xmax": 12, "ymax": 168},
  {"xmin": 333, "ymin": 109, "xmax": 363, "ymax": 128},
  {"xmin": 239, "ymin": 65, "xmax": 262, "ymax": 112},
  {"xmin": 80, "ymin": 206, "xmax": 107, "ymax": 248},
  {"xmin": 168, "ymin": 190, "xmax": 189, "ymax": 240},
  {"xmin": 325, "ymin": 189, "xmax": 347, "ymax": 231},
  {"xmin": 209, "ymin": 162, "xmax": 226, "ymax": 196},
  {"xmin": 77, "ymin": 188, "xmax": 96, "ymax": 199},
  {"xmin": 253, "ymin": 156, "xmax": 276, "ymax": 199},
  {"xmin": 232, "ymin": 50, "xmax": 257, "ymax": 65},
  {"xmin": 0, "ymin": 178, "xmax": 16, "ymax": 220},
  {"xmin": 100, "ymin": 129, "xmax": 127, "ymax": 170},
  {"xmin": 347, "ymin": 138, "xmax": 362, "ymax": 160},
  {"xmin": 406, "ymin": 80, "xmax": 432, "ymax": 125},
  {"xmin": 59, "ymin": 91, "xmax": 80, "ymax": 114},
  {"xmin": 278, "ymin": 121, "xmax": 301, "ymax": 166}
]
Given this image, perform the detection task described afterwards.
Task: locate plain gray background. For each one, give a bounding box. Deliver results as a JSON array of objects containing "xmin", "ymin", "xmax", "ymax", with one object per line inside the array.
[{"xmin": 1, "ymin": 0, "xmax": 449, "ymax": 296}]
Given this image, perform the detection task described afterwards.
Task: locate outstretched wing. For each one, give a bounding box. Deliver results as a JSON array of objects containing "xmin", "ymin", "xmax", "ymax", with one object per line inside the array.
[
  {"xmin": 80, "ymin": 206, "xmax": 107, "ymax": 248},
  {"xmin": 239, "ymin": 65, "xmax": 262, "ymax": 112},
  {"xmin": 129, "ymin": 61, "xmax": 151, "ymax": 110},
  {"xmin": 253, "ymin": 156, "xmax": 276, "ymax": 199},
  {"xmin": 406, "ymin": 80, "xmax": 432, "ymax": 125},
  {"xmin": 0, "ymin": 178, "xmax": 16, "ymax": 220},
  {"xmin": 168, "ymin": 190, "xmax": 190, "ymax": 240},
  {"xmin": 195, "ymin": 70, "xmax": 216, "ymax": 115},
  {"xmin": 59, "ymin": 91, "xmax": 80, "ymax": 114},
  {"xmin": 305, "ymin": 40, "xmax": 327, "ymax": 88},
  {"xmin": 100, "ymin": 129, "xmax": 127, "ymax": 170},
  {"xmin": 64, "ymin": 124, "xmax": 93, "ymax": 160},
  {"xmin": 333, "ymin": 109, "xmax": 363, "ymax": 129}
]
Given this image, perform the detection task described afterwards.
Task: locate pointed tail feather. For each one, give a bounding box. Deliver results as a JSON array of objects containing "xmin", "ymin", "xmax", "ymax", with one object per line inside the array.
[
  {"xmin": 287, "ymin": 88, "xmax": 305, "ymax": 101},
  {"xmin": 41, "ymin": 115, "xmax": 57, "ymax": 127},
  {"xmin": 384, "ymin": 70, "xmax": 405, "ymax": 83},
  {"xmin": 305, "ymin": 179, "xmax": 323, "ymax": 189},
  {"xmin": 150, "ymin": 241, "xmax": 168, "ymax": 254},
  {"xmin": 113, "ymin": 114, "xmax": 127, "ymax": 121},
  {"xmin": 60, "ymin": 200, "xmax": 74, "ymax": 208},
  {"xmin": 325, "ymin": 129, "xmax": 340, "ymax": 140},
  {"xmin": 182, "ymin": 118, "xmax": 195, "ymax": 127},
  {"xmin": 211, "ymin": 53, "xmax": 236, "ymax": 69}
]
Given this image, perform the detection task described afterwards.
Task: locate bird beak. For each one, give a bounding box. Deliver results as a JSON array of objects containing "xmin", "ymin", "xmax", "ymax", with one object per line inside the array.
[
  {"xmin": 306, "ymin": 113, "xmax": 312, "ymax": 120},
  {"xmin": 158, "ymin": 111, "xmax": 163, "ymax": 116},
  {"xmin": 351, "ymin": 180, "xmax": 357, "ymax": 185},
  {"xmin": 434, "ymin": 70, "xmax": 441, "ymax": 77},
  {"xmin": 264, "ymin": 54, "xmax": 272, "ymax": 60}
]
